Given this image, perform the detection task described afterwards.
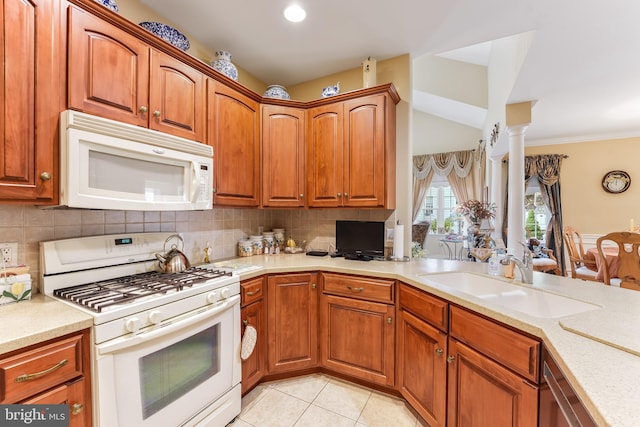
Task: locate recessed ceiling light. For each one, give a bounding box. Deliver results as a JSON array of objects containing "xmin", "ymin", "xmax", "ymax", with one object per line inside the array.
[{"xmin": 284, "ymin": 4, "xmax": 306, "ymax": 23}]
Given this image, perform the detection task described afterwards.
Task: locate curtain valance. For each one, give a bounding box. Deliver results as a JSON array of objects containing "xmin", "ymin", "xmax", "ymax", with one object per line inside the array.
[{"xmin": 413, "ymin": 150, "xmax": 474, "ymax": 180}]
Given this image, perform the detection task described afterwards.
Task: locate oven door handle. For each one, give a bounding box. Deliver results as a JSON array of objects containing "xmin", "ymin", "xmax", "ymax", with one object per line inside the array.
[{"xmin": 98, "ymin": 295, "xmax": 239, "ymax": 355}]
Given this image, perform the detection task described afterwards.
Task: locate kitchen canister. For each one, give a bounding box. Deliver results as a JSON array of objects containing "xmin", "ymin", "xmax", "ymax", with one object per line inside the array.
[
  {"xmin": 238, "ymin": 239, "xmax": 253, "ymax": 257},
  {"xmin": 273, "ymin": 228, "xmax": 285, "ymax": 251},
  {"xmin": 262, "ymin": 232, "xmax": 275, "ymax": 254},
  {"xmin": 249, "ymin": 235, "xmax": 263, "ymax": 255}
]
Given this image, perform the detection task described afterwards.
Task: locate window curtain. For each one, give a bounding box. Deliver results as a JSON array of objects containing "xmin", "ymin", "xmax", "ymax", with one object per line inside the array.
[
  {"xmin": 412, "ymin": 148, "xmax": 484, "ymax": 223},
  {"xmin": 502, "ymin": 154, "xmax": 566, "ymax": 273}
]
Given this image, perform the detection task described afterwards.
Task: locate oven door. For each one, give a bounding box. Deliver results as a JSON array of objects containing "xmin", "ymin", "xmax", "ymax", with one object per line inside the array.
[{"xmin": 94, "ymin": 296, "xmax": 240, "ymax": 427}]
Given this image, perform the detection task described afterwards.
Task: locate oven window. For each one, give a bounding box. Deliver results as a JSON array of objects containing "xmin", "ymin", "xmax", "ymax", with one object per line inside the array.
[{"xmin": 139, "ymin": 324, "xmax": 220, "ymax": 419}]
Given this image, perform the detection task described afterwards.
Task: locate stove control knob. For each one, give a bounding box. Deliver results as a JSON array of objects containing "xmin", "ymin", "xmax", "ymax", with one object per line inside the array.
[
  {"xmin": 220, "ymin": 287, "xmax": 231, "ymax": 299},
  {"xmin": 125, "ymin": 317, "xmax": 141, "ymax": 333},
  {"xmin": 206, "ymin": 291, "xmax": 219, "ymax": 304},
  {"xmin": 148, "ymin": 310, "xmax": 163, "ymax": 324}
]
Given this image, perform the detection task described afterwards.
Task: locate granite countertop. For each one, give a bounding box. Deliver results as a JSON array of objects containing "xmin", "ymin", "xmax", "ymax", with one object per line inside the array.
[{"xmin": 2, "ymin": 255, "xmax": 638, "ymax": 426}]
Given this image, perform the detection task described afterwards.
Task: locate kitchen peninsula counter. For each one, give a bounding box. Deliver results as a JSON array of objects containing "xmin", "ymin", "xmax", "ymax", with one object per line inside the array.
[
  {"xmin": 231, "ymin": 254, "xmax": 639, "ymax": 427},
  {"xmin": 2, "ymin": 256, "xmax": 637, "ymax": 426}
]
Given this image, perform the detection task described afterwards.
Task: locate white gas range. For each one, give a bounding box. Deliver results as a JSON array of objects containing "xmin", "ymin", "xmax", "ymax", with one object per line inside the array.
[{"xmin": 40, "ymin": 232, "xmax": 243, "ymax": 427}]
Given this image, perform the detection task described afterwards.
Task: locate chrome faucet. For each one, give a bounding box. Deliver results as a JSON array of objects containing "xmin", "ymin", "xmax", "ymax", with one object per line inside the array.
[{"xmin": 501, "ymin": 243, "xmax": 534, "ymax": 284}]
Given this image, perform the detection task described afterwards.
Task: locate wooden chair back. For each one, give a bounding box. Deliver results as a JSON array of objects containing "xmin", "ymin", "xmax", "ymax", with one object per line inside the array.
[
  {"xmin": 596, "ymin": 232, "xmax": 640, "ymax": 291},
  {"xmin": 563, "ymin": 226, "xmax": 597, "ymax": 279}
]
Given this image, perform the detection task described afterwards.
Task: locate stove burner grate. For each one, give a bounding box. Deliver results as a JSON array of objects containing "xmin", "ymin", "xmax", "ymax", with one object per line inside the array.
[{"xmin": 53, "ymin": 267, "xmax": 232, "ymax": 312}]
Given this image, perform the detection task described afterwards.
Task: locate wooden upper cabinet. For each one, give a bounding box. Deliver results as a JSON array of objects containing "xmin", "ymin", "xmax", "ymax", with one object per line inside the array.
[
  {"xmin": 68, "ymin": 7, "xmax": 205, "ymax": 142},
  {"xmin": 306, "ymin": 104, "xmax": 344, "ymax": 207},
  {"xmin": 68, "ymin": 6, "xmax": 149, "ymax": 127},
  {"xmin": 306, "ymin": 93, "xmax": 395, "ymax": 208},
  {"xmin": 0, "ymin": 0, "xmax": 59, "ymax": 203},
  {"xmin": 208, "ymin": 80, "xmax": 260, "ymax": 206},
  {"xmin": 261, "ymin": 105, "xmax": 306, "ymax": 207},
  {"xmin": 149, "ymin": 50, "xmax": 205, "ymax": 141}
]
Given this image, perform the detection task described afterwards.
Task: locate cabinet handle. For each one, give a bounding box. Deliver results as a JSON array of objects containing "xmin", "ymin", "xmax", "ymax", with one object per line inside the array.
[
  {"xmin": 246, "ymin": 289, "xmax": 261, "ymax": 296},
  {"xmin": 447, "ymin": 355, "xmax": 455, "ymax": 364},
  {"xmin": 337, "ymin": 193, "xmax": 342, "ymax": 197},
  {"xmin": 243, "ymin": 319, "xmax": 249, "ymax": 327},
  {"xmin": 39, "ymin": 172, "xmax": 51, "ymax": 181},
  {"xmin": 344, "ymin": 192, "xmax": 348, "ymax": 197},
  {"xmin": 312, "ymin": 283, "xmax": 317, "ymax": 289},
  {"xmin": 387, "ymin": 317, "xmax": 392, "ymax": 324},
  {"xmin": 71, "ymin": 403, "xmax": 83, "ymax": 415},
  {"xmin": 346, "ymin": 286, "xmax": 364, "ymax": 292},
  {"xmin": 435, "ymin": 348, "xmax": 444, "ymax": 356},
  {"xmin": 153, "ymin": 110, "xmax": 161, "ymax": 117},
  {"xmin": 299, "ymin": 194, "xmax": 304, "ymax": 199},
  {"xmin": 15, "ymin": 359, "xmax": 68, "ymax": 383},
  {"xmin": 139, "ymin": 106, "xmax": 148, "ymax": 113}
]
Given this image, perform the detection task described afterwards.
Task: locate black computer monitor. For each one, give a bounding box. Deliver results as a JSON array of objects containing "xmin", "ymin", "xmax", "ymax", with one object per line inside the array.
[{"xmin": 335, "ymin": 220, "xmax": 385, "ymax": 258}]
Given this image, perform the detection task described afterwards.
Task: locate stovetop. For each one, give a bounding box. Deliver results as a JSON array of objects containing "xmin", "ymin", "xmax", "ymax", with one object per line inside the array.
[{"xmin": 53, "ymin": 267, "xmax": 233, "ymax": 313}]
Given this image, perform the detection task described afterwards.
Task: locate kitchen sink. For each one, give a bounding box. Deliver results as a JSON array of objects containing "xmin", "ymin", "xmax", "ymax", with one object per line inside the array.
[{"xmin": 419, "ymin": 272, "xmax": 600, "ymax": 318}]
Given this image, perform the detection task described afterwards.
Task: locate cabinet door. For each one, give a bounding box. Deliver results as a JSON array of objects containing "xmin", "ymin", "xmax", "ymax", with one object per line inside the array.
[
  {"xmin": 241, "ymin": 300, "xmax": 265, "ymax": 394},
  {"xmin": 68, "ymin": 6, "xmax": 149, "ymax": 127},
  {"xmin": 342, "ymin": 94, "xmax": 386, "ymax": 207},
  {"xmin": 23, "ymin": 378, "xmax": 89, "ymax": 427},
  {"xmin": 149, "ymin": 49, "xmax": 205, "ymax": 142},
  {"xmin": 397, "ymin": 309, "xmax": 447, "ymax": 427},
  {"xmin": 267, "ymin": 273, "xmax": 318, "ymax": 373},
  {"xmin": 320, "ymin": 294, "xmax": 395, "ymax": 386},
  {"xmin": 306, "ymin": 104, "xmax": 343, "ymax": 207},
  {"xmin": 262, "ymin": 105, "xmax": 305, "ymax": 207},
  {"xmin": 0, "ymin": 0, "xmax": 58, "ymax": 202},
  {"xmin": 447, "ymin": 339, "xmax": 538, "ymax": 427},
  {"xmin": 208, "ymin": 80, "xmax": 260, "ymax": 206}
]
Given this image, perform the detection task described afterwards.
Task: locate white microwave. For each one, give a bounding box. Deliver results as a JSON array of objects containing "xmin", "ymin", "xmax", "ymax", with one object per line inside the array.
[{"xmin": 60, "ymin": 110, "xmax": 213, "ymax": 211}]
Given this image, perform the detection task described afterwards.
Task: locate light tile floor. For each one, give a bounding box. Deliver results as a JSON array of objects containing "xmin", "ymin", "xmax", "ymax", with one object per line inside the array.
[{"xmin": 228, "ymin": 374, "xmax": 427, "ymax": 427}]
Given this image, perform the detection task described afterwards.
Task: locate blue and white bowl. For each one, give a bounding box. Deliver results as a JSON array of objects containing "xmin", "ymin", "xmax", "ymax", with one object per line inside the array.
[
  {"xmin": 210, "ymin": 51, "xmax": 238, "ymax": 81},
  {"xmin": 94, "ymin": 0, "xmax": 118, "ymax": 12},
  {"xmin": 263, "ymin": 85, "xmax": 290, "ymax": 100},
  {"xmin": 139, "ymin": 22, "xmax": 190, "ymax": 51},
  {"xmin": 322, "ymin": 81, "xmax": 340, "ymax": 98}
]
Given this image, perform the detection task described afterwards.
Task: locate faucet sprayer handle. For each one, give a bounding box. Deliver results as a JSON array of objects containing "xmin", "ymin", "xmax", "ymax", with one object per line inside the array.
[{"xmin": 519, "ymin": 242, "xmax": 533, "ymax": 264}]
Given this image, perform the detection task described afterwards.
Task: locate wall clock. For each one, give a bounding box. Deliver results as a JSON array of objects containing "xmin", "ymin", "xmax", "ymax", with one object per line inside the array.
[{"xmin": 602, "ymin": 170, "xmax": 631, "ymax": 193}]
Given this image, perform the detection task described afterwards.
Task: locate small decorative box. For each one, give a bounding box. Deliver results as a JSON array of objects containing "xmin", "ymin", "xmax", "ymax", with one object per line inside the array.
[{"xmin": 1, "ymin": 273, "xmax": 32, "ymax": 305}]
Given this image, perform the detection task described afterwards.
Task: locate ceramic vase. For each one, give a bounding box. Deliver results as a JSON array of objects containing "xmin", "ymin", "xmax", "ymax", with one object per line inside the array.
[{"xmin": 211, "ymin": 50, "xmax": 238, "ymax": 81}]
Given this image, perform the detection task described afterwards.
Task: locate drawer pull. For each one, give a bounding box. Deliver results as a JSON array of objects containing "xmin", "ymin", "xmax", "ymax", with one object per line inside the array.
[
  {"xmin": 246, "ymin": 289, "xmax": 261, "ymax": 296},
  {"xmin": 71, "ymin": 403, "xmax": 84, "ymax": 415},
  {"xmin": 346, "ymin": 286, "xmax": 365, "ymax": 292},
  {"xmin": 435, "ymin": 348, "xmax": 444, "ymax": 356},
  {"xmin": 447, "ymin": 355, "xmax": 455, "ymax": 364},
  {"xmin": 15, "ymin": 359, "xmax": 68, "ymax": 383}
]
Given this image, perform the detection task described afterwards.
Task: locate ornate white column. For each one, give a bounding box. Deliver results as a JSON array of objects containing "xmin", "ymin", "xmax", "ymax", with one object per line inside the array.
[{"xmin": 507, "ymin": 124, "xmax": 527, "ymax": 257}]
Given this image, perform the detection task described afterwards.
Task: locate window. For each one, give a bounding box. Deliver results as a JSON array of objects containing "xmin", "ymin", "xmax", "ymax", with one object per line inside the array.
[
  {"xmin": 415, "ymin": 177, "xmax": 460, "ymax": 233},
  {"xmin": 524, "ymin": 178, "xmax": 551, "ymax": 242}
]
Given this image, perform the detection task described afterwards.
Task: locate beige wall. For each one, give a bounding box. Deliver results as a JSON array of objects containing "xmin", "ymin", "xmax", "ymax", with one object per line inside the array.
[{"xmin": 525, "ymin": 137, "xmax": 640, "ymax": 234}]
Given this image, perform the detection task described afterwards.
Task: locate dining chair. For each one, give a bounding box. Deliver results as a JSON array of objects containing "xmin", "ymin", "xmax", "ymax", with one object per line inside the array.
[
  {"xmin": 563, "ymin": 226, "xmax": 599, "ymax": 281},
  {"xmin": 596, "ymin": 232, "xmax": 640, "ymax": 291}
]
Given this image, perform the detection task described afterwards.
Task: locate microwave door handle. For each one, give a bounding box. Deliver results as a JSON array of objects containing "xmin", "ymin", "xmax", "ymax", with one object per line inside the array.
[{"xmin": 190, "ymin": 161, "xmax": 198, "ymax": 203}]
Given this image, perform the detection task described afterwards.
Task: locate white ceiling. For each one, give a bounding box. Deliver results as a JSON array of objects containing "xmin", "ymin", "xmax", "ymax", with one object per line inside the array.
[{"xmin": 140, "ymin": 0, "xmax": 640, "ymax": 145}]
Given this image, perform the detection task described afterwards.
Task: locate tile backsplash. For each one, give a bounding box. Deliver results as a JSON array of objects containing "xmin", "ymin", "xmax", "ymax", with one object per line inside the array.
[{"xmin": 0, "ymin": 205, "xmax": 395, "ymax": 292}]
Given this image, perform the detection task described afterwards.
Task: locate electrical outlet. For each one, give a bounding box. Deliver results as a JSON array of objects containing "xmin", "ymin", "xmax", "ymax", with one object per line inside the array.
[{"xmin": 0, "ymin": 242, "xmax": 18, "ymax": 266}]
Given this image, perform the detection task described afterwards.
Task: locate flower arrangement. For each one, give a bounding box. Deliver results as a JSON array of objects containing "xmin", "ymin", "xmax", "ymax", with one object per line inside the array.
[{"xmin": 455, "ymin": 199, "xmax": 496, "ymax": 224}]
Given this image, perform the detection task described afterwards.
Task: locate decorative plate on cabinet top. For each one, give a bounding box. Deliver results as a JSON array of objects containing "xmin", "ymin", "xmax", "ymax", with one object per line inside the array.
[
  {"xmin": 139, "ymin": 22, "xmax": 190, "ymax": 51},
  {"xmin": 94, "ymin": 0, "xmax": 118, "ymax": 12}
]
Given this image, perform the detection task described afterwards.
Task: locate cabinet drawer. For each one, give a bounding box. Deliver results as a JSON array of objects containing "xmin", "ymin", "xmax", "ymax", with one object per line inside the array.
[
  {"xmin": 398, "ymin": 283, "xmax": 448, "ymax": 332},
  {"xmin": 449, "ymin": 306, "xmax": 540, "ymax": 382},
  {"xmin": 322, "ymin": 273, "xmax": 394, "ymax": 303},
  {"xmin": 0, "ymin": 334, "xmax": 84, "ymax": 403},
  {"xmin": 241, "ymin": 276, "xmax": 265, "ymax": 306}
]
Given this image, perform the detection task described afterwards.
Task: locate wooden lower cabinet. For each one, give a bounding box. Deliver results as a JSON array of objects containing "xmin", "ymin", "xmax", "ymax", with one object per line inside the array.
[
  {"xmin": 240, "ymin": 276, "xmax": 266, "ymax": 394},
  {"xmin": 320, "ymin": 293, "xmax": 395, "ymax": 386},
  {"xmin": 447, "ymin": 339, "xmax": 538, "ymax": 427},
  {"xmin": 23, "ymin": 378, "xmax": 86, "ymax": 427},
  {"xmin": 397, "ymin": 309, "xmax": 447, "ymax": 426},
  {"xmin": 267, "ymin": 273, "xmax": 318, "ymax": 373}
]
